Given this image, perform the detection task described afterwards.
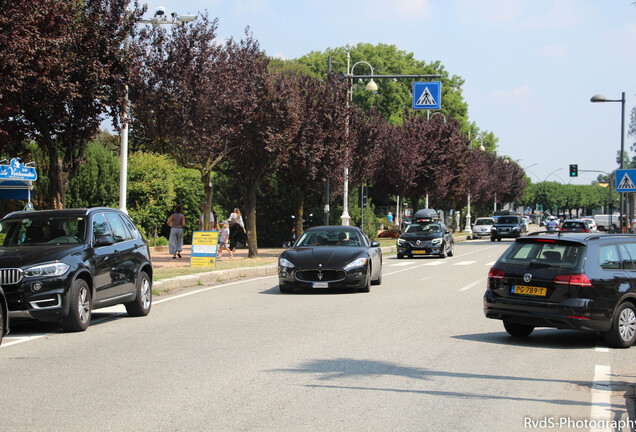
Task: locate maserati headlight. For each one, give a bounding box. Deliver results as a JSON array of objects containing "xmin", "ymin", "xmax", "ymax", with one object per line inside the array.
[
  {"xmin": 24, "ymin": 262, "xmax": 69, "ymax": 278},
  {"xmin": 278, "ymin": 258, "xmax": 295, "ymax": 268},
  {"xmin": 432, "ymin": 238, "xmax": 443, "ymax": 245},
  {"xmin": 345, "ymin": 257, "xmax": 367, "ymax": 270}
]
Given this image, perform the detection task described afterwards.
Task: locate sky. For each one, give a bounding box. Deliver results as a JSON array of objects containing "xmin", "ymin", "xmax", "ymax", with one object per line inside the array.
[{"xmin": 130, "ymin": 0, "xmax": 636, "ymax": 186}]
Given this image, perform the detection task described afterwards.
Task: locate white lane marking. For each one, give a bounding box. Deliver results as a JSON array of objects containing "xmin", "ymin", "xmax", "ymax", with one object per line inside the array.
[
  {"xmin": 454, "ymin": 261, "xmax": 476, "ymax": 266},
  {"xmin": 390, "ymin": 262, "xmax": 418, "ymax": 267},
  {"xmin": 590, "ymin": 365, "xmax": 612, "ymax": 430},
  {"xmin": 1, "ymin": 333, "xmax": 51, "ymax": 347},
  {"xmin": 154, "ymin": 275, "xmax": 276, "ymax": 304},
  {"xmin": 421, "ymin": 276, "xmax": 433, "ymax": 282},
  {"xmin": 459, "ymin": 279, "xmax": 486, "ymax": 292},
  {"xmin": 486, "ymin": 261, "xmax": 496, "ymax": 266},
  {"xmin": 595, "ymin": 346, "xmax": 609, "ymax": 353},
  {"xmin": 423, "ymin": 261, "xmax": 446, "ymax": 266}
]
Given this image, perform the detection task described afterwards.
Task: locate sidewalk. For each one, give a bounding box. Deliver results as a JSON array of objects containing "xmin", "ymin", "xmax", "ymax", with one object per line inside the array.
[{"xmin": 150, "ymin": 245, "xmax": 283, "ymax": 269}]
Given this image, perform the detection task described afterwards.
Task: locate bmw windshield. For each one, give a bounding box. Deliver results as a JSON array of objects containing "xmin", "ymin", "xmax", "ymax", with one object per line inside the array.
[{"xmin": 0, "ymin": 216, "xmax": 87, "ymax": 246}]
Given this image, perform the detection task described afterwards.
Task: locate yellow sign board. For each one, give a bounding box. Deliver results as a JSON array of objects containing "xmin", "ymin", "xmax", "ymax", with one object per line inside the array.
[{"xmin": 190, "ymin": 231, "xmax": 219, "ymax": 267}]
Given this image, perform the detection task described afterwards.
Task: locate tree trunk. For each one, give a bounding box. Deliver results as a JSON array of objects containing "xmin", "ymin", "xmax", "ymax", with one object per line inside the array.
[
  {"xmin": 48, "ymin": 145, "xmax": 66, "ymax": 209},
  {"xmin": 244, "ymin": 182, "xmax": 259, "ymax": 258},
  {"xmin": 293, "ymin": 183, "xmax": 305, "ymax": 237},
  {"xmin": 201, "ymin": 171, "xmax": 213, "ymax": 230}
]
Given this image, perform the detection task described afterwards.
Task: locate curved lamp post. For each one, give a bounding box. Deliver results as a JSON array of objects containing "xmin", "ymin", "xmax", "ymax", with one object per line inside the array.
[
  {"xmin": 341, "ymin": 54, "xmax": 377, "ymax": 226},
  {"xmin": 591, "ymin": 92, "xmax": 626, "ymax": 232}
]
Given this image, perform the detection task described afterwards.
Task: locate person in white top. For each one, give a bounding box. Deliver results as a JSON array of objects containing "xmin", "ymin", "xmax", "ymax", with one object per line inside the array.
[{"xmin": 228, "ymin": 208, "xmax": 246, "ymax": 251}]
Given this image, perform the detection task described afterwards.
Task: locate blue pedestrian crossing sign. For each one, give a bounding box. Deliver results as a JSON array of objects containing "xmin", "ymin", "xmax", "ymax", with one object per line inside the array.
[
  {"xmin": 615, "ymin": 169, "xmax": 636, "ymax": 192},
  {"xmin": 413, "ymin": 82, "xmax": 441, "ymax": 110}
]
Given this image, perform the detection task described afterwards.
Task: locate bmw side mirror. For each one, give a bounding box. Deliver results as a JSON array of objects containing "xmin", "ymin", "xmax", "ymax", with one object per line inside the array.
[
  {"xmin": 95, "ymin": 234, "xmax": 115, "ymax": 247},
  {"xmin": 370, "ymin": 241, "xmax": 380, "ymax": 247}
]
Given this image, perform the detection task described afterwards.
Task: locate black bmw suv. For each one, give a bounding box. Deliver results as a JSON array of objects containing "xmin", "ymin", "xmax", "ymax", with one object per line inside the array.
[
  {"xmin": 484, "ymin": 233, "xmax": 636, "ymax": 348},
  {"xmin": 0, "ymin": 208, "xmax": 153, "ymax": 332}
]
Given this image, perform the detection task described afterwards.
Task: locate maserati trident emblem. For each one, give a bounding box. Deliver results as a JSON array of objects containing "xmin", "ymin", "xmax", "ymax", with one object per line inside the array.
[
  {"xmin": 523, "ymin": 273, "xmax": 532, "ymax": 283},
  {"xmin": 318, "ymin": 271, "xmax": 323, "ymax": 280}
]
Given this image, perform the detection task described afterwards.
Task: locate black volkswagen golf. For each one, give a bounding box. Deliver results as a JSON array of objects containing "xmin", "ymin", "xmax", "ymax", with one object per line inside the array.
[
  {"xmin": 484, "ymin": 233, "xmax": 636, "ymax": 348},
  {"xmin": 0, "ymin": 208, "xmax": 153, "ymax": 332}
]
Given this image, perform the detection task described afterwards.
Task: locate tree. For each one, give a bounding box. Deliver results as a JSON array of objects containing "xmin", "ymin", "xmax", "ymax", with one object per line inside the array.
[
  {"xmin": 224, "ymin": 70, "xmax": 300, "ymax": 257},
  {"xmin": 276, "ymin": 72, "xmax": 350, "ymax": 237},
  {"xmin": 130, "ymin": 17, "xmax": 262, "ymax": 232},
  {"xmin": 298, "ymin": 44, "xmax": 467, "ymax": 126},
  {"xmin": 66, "ymin": 140, "xmax": 119, "ymax": 208},
  {"xmin": 0, "ymin": 0, "xmax": 143, "ymax": 208}
]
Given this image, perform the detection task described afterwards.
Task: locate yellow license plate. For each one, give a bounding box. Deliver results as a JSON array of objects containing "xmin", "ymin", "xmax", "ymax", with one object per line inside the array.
[
  {"xmin": 413, "ymin": 250, "xmax": 426, "ymax": 255},
  {"xmin": 512, "ymin": 285, "xmax": 547, "ymax": 297}
]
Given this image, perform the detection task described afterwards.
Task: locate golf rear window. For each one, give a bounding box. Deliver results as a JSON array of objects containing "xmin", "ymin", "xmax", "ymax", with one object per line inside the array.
[{"xmin": 499, "ymin": 241, "xmax": 584, "ymax": 268}]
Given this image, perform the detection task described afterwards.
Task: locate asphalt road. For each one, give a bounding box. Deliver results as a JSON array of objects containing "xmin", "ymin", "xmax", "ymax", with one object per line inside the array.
[{"xmin": 1, "ymin": 238, "xmax": 634, "ymax": 431}]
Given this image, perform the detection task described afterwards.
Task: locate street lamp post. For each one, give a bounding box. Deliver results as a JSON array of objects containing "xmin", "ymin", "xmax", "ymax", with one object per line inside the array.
[
  {"xmin": 591, "ymin": 92, "xmax": 626, "ymax": 232},
  {"xmin": 341, "ymin": 53, "xmax": 378, "ymax": 226},
  {"xmin": 119, "ymin": 8, "xmax": 196, "ymax": 213}
]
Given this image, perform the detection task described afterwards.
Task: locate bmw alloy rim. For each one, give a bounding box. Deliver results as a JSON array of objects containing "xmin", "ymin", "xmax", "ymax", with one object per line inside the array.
[
  {"xmin": 141, "ymin": 278, "xmax": 151, "ymax": 309},
  {"xmin": 79, "ymin": 287, "xmax": 90, "ymax": 323},
  {"xmin": 618, "ymin": 307, "xmax": 636, "ymax": 342}
]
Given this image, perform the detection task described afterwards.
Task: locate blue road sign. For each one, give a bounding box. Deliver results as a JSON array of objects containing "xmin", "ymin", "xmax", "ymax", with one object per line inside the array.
[
  {"xmin": 413, "ymin": 82, "xmax": 441, "ymax": 110},
  {"xmin": 615, "ymin": 169, "xmax": 636, "ymax": 192}
]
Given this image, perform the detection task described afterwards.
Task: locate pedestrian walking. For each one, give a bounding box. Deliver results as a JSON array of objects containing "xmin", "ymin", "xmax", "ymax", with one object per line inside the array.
[
  {"xmin": 218, "ymin": 221, "xmax": 233, "ymax": 259},
  {"xmin": 228, "ymin": 208, "xmax": 246, "ymax": 252},
  {"xmin": 167, "ymin": 205, "xmax": 185, "ymax": 259}
]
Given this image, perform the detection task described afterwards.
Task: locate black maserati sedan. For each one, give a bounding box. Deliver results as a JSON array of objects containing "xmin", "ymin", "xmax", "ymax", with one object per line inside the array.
[{"xmin": 278, "ymin": 226, "xmax": 383, "ymax": 293}]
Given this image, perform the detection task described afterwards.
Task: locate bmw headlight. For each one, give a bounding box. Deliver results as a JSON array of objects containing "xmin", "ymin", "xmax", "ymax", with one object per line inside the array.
[
  {"xmin": 24, "ymin": 262, "xmax": 69, "ymax": 278},
  {"xmin": 345, "ymin": 257, "xmax": 367, "ymax": 270},
  {"xmin": 278, "ymin": 258, "xmax": 295, "ymax": 268},
  {"xmin": 432, "ymin": 238, "xmax": 443, "ymax": 245}
]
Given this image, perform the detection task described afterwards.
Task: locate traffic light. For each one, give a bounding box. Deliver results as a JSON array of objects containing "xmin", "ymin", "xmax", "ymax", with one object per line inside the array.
[{"xmin": 569, "ymin": 164, "xmax": 578, "ymax": 177}]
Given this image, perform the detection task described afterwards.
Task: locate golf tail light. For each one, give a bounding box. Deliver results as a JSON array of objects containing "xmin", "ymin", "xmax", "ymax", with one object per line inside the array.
[
  {"xmin": 488, "ymin": 267, "xmax": 505, "ymax": 279},
  {"xmin": 553, "ymin": 274, "xmax": 592, "ymax": 287}
]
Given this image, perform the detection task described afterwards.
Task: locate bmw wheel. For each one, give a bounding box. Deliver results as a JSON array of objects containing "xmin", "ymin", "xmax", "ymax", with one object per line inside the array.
[
  {"xmin": 447, "ymin": 243, "xmax": 454, "ymax": 257},
  {"xmin": 439, "ymin": 244, "xmax": 447, "ymax": 259},
  {"xmin": 604, "ymin": 302, "xmax": 636, "ymax": 348},
  {"xmin": 62, "ymin": 279, "xmax": 92, "ymax": 332},
  {"xmin": 125, "ymin": 271, "xmax": 152, "ymax": 317}
]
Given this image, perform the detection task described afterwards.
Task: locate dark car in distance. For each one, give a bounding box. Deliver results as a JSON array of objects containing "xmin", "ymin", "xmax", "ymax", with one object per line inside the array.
[
  {"xmin": 559, "ymin": 219, "xmax": 592, "ymax": 233},
  {"xmin": 484, "ymin": 233, "xmax": 636, "ymax": 348},
  {"xmin": 0, "ymin": 208, "xmax": 153, "ymax": 332},
  {"xmin": 278, "ymin": 226, "xmax": 382, "ymax": 293},
  {"xmin": 490, "ymin": 215, "xmax": 526, "ymax": 241},
  {"xmin": 397, "ymin": 210, "xmax": 454, "ymax": 259}
]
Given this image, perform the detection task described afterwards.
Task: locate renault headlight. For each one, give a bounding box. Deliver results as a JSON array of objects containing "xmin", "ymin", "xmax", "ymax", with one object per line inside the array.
[
  {"xmin": 432, "ymin": 238, "xmax": 443, "ymax": 245},
  {"xmin": 24, "ymin": 262, "xmax": 69, "ymax": 278},
  {"xmin": 345, "ymin": 257, "xmax": 367, "ymax": 270},
  {"xmin": 278, "ymin": 258, "xmax": 295, "ymax": 268}
]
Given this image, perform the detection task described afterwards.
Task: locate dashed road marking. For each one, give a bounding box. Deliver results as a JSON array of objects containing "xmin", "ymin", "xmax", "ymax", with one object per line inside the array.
[
  {"xmin": 459, "ymin": 279, "xmax": 485, "ymax": 292},
  {"xmin": 454, "ymin": 261, "xmax": 477, "ymax": 266},
  {"xmin": 590, "ymin": 365, "xmax": 612, "ymax": 430}
]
